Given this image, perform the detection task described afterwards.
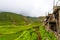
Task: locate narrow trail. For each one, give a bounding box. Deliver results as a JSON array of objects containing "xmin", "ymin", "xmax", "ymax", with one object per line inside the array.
[
  {"xmin": 34, "ymin": 27, "xmax": 42, "ymax": 40},
  {"xmin": 35, "ymin": 31, "xmax": 42, "ymax": 40}
]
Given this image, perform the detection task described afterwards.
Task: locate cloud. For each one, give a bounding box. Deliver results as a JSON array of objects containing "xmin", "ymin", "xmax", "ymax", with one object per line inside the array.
[{"xmin": 0, "ymin": 0, "xmax": 54, "ymax": 17}]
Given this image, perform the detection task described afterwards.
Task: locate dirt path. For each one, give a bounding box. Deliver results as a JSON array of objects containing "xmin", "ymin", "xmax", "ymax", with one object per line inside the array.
[
  {"xmin": 36, "ymin": 31, "xmax": 42, "ymax": 40},
  {"xmin": 34, "ymin": 27, "xmax": 42, "ymax": 40}
]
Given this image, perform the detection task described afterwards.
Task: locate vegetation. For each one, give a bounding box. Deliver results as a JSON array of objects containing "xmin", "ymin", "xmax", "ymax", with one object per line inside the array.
[
  {"xmin": 0, "ymin": 12, "xmax": 34, "ymax": 25},
  {"xmin": 0, "ymin": 12, "xmax": 57, "ymax": 40}
]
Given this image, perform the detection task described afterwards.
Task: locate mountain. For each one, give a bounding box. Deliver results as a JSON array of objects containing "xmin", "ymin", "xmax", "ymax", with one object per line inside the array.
[
  {"xmin": 0, "ymin": 12, "xmax": 34, "ymax": 25},
  {"xmin": 0, "ymin": 12, "xmax": 43, "ymax": 25}
]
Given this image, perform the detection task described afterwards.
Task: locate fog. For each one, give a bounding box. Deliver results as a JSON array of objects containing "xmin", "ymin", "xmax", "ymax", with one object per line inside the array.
[{"xmin": 0, "ymin": 0, "xmax": 58, "ymax": 17}]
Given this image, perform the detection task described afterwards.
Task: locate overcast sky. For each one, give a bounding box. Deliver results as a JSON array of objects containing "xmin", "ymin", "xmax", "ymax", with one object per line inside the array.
[{"xmin": 0, "ymin": 0, "xmax": 59, "ymax": 17}]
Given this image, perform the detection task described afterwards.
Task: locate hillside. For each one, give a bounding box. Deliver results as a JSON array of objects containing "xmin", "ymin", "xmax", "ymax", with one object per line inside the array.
[
  {"xmin": 0, "ymin": 12, "xmax": 57, "ymax": 40},
  {"xmin": 0, "ymin": 12, "xmax": 34, "ymax": 25},
  {"xmin": 0, "ymin": 12, "xmax": 41, "ymax": 34}
]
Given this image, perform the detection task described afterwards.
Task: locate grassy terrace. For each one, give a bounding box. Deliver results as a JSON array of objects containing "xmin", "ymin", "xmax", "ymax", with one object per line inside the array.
[
  {"xmin": 0, "ymin": 23, "xmax": 57, "ymax": 40},
  {"xmin": 0, "ymin": 12, "xmax": 57, "ymax": 40}
]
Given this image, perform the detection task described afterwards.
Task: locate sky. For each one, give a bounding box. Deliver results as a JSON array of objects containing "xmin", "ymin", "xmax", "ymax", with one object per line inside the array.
[{"xmin": 0, "ymin": 0, "xmax": 59, "ymax": 17}]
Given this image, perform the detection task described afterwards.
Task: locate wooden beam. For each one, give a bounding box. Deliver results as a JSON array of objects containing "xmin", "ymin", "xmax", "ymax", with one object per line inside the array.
[{"xmin": 58, "ymin": 10, "xmax": 60, "ymax": 40}]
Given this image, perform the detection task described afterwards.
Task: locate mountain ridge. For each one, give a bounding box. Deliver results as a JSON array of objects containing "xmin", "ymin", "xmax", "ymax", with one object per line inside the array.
[{"xmin": 0, "ymin": 12, "xmax": 39, "ymax": 25}]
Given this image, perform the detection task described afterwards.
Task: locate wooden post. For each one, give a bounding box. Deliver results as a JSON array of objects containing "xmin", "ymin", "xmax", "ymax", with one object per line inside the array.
[
  {"xmin": 58, "ymin": 10, "xmax": 60, "ymax": 33},
  {"xmin": 47, "ymin": 22, "xmax": 49, "ymax": 31},
  {"xmin": 58, "ymin": 10, "xmax": 60, "ymax": 40}
]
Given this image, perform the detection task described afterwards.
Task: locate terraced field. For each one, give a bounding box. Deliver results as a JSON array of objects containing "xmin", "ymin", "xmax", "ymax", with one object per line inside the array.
[
  {"xmin": 0, "ymin": 12, "xmax": 58, "ymax": 40},
  {"xmin": 0, "ymin": 24, "xmax": 57, "ymax": 40}
]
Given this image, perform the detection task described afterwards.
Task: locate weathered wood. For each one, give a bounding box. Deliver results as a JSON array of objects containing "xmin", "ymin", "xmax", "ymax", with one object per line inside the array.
[
  {"xmin": 44, "ymin": 6, "xmax": 60, "ymax": 40},
  {"xmin": 58, "ymin": 10, "xmax": 60, "ymax": 40}
]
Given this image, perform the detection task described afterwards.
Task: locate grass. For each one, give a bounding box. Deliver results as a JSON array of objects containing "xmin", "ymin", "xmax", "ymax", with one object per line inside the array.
[
  {"xmin": 0, "ymin": 22, "xmax": 40, "ymax": 34},
  {"xmin": 39, "ymin": 25, "xmax": 57, "ymax": 40},
  {"xmin": 0, "ymin": 23, "xmax": 57, "ymax": 40}
]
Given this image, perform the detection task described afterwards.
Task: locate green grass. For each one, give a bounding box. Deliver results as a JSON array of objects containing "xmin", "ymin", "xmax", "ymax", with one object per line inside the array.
[
  {"xmin": 39, "ymin": 25, "xmax": 57, "ymax": 40},
  {"xmin": 0, "ymin": 31, "xmax": 22, "ymax": 40},
  {"xmin": 0, "ymin": 28, "xmax": 38, "ymax": 40},
  {"xmin": 0, "ymin": 22, "xmax": 40, "ymax": 34},
  {"xmin": 0, "ymin": 24, "xmax": 57, "ymax": 40},
  {"xmin": 0, "ymin": 12, "xmax": 57, "ymax": 40}
]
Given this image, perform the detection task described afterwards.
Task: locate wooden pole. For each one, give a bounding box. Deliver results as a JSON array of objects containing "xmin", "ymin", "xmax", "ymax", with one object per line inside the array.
[{"xmin": 58, "ymin": 9, "xmax": 60, "ymax": 40}]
